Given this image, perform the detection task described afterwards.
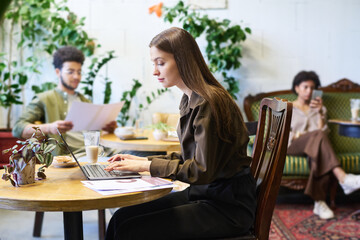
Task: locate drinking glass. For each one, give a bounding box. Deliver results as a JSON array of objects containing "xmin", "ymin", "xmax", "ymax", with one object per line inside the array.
[
  {"xmin": 83, "ymin": 130, "xmax": 104, "ymax": 163},
  {"xmin": 350, "ymin": 99, "xmax": 360, "ymax": 121}
]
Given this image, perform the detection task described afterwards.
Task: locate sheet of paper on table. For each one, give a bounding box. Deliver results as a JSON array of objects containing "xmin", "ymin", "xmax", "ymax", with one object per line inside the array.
[
  {"xmin": 81, "ymin": 176, "xmax": 174, "ymax": 195},
  {"xmin": 65, "ymin": 101, "xmax": 124, "ymax": 132}
]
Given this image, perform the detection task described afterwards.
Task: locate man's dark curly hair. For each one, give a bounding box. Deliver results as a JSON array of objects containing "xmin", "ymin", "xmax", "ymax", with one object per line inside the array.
[
  {"xmin": 52, "ymin": 46, "xmax": 85, "ymax": 69},
  {"xmin": 291, "ymin": 70, "xmax": 321, "ymax": 94}
]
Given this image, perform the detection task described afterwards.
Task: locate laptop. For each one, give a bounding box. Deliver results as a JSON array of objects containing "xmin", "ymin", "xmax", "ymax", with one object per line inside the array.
[{"xmin": 56, "ymin": 129, "xmax": 141, "ymax": 180}]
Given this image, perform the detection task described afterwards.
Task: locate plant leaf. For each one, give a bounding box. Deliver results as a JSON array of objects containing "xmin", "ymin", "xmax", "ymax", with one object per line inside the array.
[
  {"xmin": 36, "ymin": 154, "xmax": 44, "ymax": 164},
  {"xmin": 37, "ymin": 171, "xmax": 46, "ymax": 179},
  {"xmin": 44, "ymin": 144, "xmax": 56, "ymax": 153}
]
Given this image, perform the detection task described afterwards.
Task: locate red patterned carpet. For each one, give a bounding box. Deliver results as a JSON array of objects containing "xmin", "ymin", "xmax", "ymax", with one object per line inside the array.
[{"xmin": 269, "ymin": 204, "xmax": 360, "ymax": 239}]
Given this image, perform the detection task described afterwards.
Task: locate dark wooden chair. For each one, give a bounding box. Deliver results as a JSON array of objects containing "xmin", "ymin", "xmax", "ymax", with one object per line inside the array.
[
  {"xmin": 215, "ymin": 97, "xmax": 292, "ymax": 240},
  {"xmin": 33, "ymin": 210, "xmax": 106, "ymax": 240}
]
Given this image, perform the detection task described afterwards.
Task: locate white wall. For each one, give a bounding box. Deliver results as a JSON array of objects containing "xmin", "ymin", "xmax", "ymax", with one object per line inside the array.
[{"xmin": 1, "ymin": 0, "xmax": 360, "ymax": 128}]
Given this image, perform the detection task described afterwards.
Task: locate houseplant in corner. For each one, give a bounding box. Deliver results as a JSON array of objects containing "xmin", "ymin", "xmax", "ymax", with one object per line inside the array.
[
  {"xmin": 1, "ymin": 127, "xmax": 58, "ymax": 186},
  {"xmin": 0, "ymin": 0, "xmax": 97, "ymax": 166}
]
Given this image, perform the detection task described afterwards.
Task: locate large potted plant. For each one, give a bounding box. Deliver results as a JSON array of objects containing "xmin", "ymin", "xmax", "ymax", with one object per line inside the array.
[
  {"xmin": 0, "ymin": 0, "xmax": 99, "ymax": 166},
  {"xmin": 1, "ymin": 127, "xmax": 58, "ymax": 186},
  {"xmin": 0, "ymin": 56, "xmax": 27, "ymax": 167},
  {"xmin": 1, "ymin": 0, "xmax": 97, "ymax": 122}
]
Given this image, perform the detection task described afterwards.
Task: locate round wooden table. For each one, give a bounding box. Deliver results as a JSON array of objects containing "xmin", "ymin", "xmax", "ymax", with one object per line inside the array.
[
  {"xmin": 100, "ymin": 132, "xmax": 181, "ymax": 153},
  {"xmin": 0, "ymin": 165, "xmax": 171, "ymax": 239},
  {"xmin": 328, "ymin": 119, "xmax": 360, "ymax": 219},
  {"xmin": 328, "ymin": 119, "xmax": 360, "ymax": 138}
]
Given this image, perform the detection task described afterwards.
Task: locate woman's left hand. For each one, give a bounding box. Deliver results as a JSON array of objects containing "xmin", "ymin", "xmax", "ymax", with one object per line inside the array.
[
  {"xmin": 310, "ymin": 97, "xmax": 323, "ymax": 113},
  {"xmin": 104, "ymin": 159, "xmax": 151, "ymax": 172}
]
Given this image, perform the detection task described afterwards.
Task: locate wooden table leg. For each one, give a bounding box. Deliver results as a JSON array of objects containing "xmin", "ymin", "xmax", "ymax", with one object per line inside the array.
[
  {"xmin": 351, "ymin": 209, "xmax": 360, "ymax": 221},
  {"xmin": 33, "ymin": 211, "xmax": 44, "ymax": 237},
  {"xmin": 63, "ymin": 211, "xmax": 83, "ymax": 240},
  {"xmin": 98, "ymin": 209, "xmax": 106, "ymax": 240}
]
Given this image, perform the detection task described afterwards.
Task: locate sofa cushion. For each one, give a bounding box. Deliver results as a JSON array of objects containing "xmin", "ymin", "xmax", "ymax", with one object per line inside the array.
[
  {"xmin": 338, "ymin": 153, "xmax": 360, "ymax": 173},
  {"xmin": 282, "ymin": 153, "xmax": 360, "ymax": 176}
]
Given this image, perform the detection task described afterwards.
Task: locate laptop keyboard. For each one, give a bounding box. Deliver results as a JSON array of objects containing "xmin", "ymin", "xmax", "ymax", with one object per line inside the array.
[{"xmin": 83, "ymin": 164, "xmax": 125, "ymax": 178}]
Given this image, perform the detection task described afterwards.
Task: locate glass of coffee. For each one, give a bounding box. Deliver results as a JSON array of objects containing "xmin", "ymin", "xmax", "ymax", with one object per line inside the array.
[
  {"xmin": 350, "ymin": 99, "xmax": 360, "ymax": 121},
  {"xmin": 83, "ymin": 130, "xmax": 104, "ymax": 163}
]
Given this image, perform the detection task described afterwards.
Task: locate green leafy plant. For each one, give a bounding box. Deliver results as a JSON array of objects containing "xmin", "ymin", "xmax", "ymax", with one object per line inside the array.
[
  {"xmin": 1, "ymin": 127, "xmax": 58, "ymax": 186},
  {"xmin": 161, "ymin": 1, "xmax": 251, "ymax": 99},
  {"xmin": 31, "ymin": 82, "xmax": 58, "ymax": 94},
  {"xmin": 0, "ymin": 56, "xmax": 28, "ymax": 129},
  {"xmin": 0, "ymin": 0, "xmax": 99, "ymax": 129},
  {"xmin": 117, "ymin": 79, "xmax": 142, "ymax": 127},
  {"xmin": 146, "ymin": 122, "xmax": 174, "ymax": 132},
  {"xmin": 5, "ymin": 0, "xmax": 97, "ymax": 56},
  {"xmin": 1, "ymin": 0, "xmax": 120, "ymax": 129},
  {"xmin": 0, "ymin": 0, "xmax": 11, "ymax": 21},
  {"xmin": 138, "ymin": 88, "xmax": 169, "ymax": 112},
  {"xmin": 82, "ymin": 51, "xmax": 116, "ymax": 104},
  {"xmin": 117, "ymin": 79, "xmax": 169, "ymax": 127}
]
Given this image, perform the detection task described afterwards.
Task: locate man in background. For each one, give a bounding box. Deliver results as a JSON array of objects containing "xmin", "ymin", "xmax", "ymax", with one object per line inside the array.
[{"xmin": 12, "ymin": 46, "xmax": 117, "ymax": 156}]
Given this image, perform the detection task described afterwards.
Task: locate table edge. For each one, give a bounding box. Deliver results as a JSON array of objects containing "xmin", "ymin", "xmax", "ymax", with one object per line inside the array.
[{"xmin": 0, "ymin": 188, "xmax": 172, "ymax": 212}]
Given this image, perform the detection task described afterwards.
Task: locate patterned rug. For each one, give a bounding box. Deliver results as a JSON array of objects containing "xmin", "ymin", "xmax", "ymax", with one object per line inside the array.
[{"xmin": 269, "ymin": 204, "xmax": 360, "ymax": 239}]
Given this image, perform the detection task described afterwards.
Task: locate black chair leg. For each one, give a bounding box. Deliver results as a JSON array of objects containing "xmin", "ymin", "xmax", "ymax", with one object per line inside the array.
[
  {"xmin": 98, "ymin": 209, "xmax": 106, "ymax": 240},
  {"xmin": 329, "ymin": 176, "xmax": 338, "ymax": 209},
  {"xmin": 33, "ymin": 211, "xmax": 44, "ymax": 237}
]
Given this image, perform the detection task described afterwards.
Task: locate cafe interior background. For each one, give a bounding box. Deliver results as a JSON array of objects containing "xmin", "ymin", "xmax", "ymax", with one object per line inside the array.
[
  {"xmin": 1, "ymin": 0, "xmax": 360, "ymax": 129},
  {"xmin": 0, "ymin": 1, "xmax": 359, "ymax": 239}
]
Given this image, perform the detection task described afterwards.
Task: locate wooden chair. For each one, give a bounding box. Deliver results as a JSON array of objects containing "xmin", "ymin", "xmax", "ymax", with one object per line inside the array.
[{"xmin": 215, "ymin": 97, "xmax": 293, "ymax": 240}]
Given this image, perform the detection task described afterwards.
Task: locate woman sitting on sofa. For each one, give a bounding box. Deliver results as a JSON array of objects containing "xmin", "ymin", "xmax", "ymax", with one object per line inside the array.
[{"xmin": 288, "ymin": 70, "xmax": 360, "ymax": 219}]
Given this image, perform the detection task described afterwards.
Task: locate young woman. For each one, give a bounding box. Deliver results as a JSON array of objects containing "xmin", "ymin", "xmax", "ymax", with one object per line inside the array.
[
  {"xmin": 104, "ymin": 27, "xmax": 256, "ymax": 239},
  {"xmin": 288, "ymin": 71, "xmax": 360, "ymax": 220}
]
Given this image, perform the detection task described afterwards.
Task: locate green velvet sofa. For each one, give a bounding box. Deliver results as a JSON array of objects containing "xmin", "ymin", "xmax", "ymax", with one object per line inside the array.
[{"xmin": 244, "ymin": 79, "xmax": 360, "ymax": 206}]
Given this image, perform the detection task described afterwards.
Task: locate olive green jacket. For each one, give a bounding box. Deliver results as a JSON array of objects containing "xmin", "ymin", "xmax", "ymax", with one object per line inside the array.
[{"xmin": 12, "ymin": 89, "xmax": 91, "ymax": 156}]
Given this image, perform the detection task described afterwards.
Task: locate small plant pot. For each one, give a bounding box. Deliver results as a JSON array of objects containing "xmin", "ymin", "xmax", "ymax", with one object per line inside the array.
[
  {"xmin": 153, "ymin": 129, "xmax": 168, "ymax": 141},
  {"xmin": 13, "ymin": 158, "xmax": 36, "ymax": 185}
]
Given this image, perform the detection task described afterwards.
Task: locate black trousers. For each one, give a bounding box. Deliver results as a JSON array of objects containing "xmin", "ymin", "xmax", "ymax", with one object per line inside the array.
[{"xmin": 105, "ymin": 169, "xmax": 256, "ymax": 240}]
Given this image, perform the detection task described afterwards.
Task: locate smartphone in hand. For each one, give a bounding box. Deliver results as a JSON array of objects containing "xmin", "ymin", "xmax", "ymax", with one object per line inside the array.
[{"xmin": 311, "ymin": 89, "xmax": 323, "ymax": 100}]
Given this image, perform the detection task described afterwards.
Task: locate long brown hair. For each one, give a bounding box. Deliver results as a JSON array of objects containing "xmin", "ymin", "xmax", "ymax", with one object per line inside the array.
[{"xmin": 149, "ymin": 27, "xmax": 245, "ymax": 143}]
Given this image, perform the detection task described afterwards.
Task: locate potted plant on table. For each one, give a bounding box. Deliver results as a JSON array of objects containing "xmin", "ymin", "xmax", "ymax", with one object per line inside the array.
[
  {"xmin": 147, "ymin": 122, "xmax": 174, "ymax": 141},
  {"xmin": 1, "ymin": 127, "xmax": 58, "ymax": 186}
]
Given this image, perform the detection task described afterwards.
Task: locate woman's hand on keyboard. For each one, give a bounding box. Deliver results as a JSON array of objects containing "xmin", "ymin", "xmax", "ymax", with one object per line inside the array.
[
  {"xmin": 108, "ymin": 154, "xmax": 147, "ymax": 162},
  {"xmin": 104, "ymin": 159, "xmax": 151, "ymax": 172}
]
